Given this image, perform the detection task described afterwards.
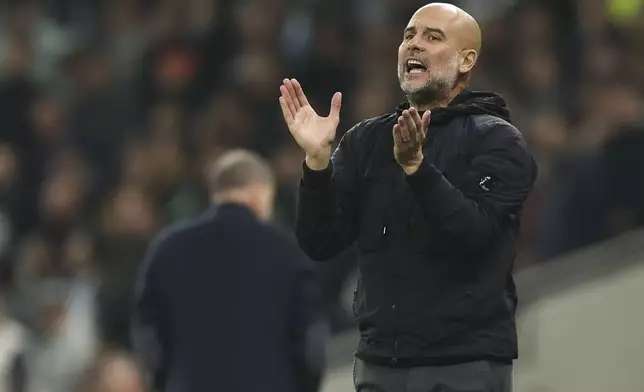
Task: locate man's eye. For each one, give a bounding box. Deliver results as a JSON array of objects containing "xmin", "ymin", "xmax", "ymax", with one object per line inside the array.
[
  {"xmin": 429, "ymin": 35, "xmax": 439, "ymax": 41},
  {"xmin": 404, "ymin": 34, "xmax": 414, "ymax": 40}
]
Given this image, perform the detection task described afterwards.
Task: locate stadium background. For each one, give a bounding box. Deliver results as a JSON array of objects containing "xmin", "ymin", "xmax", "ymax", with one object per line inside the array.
[{"xmin": 0, "ymin": 0, "xmax": 643, "ymax": 391}]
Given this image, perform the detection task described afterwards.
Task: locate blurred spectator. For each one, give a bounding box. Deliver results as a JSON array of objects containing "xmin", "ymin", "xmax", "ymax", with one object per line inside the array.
[
  {"xmin": 0, "ymin": 296, "xmax": 26, "ymax": 392},
  {"xmin": 78, "ymin": 350, "xmax": 146, "ymax": 392}
]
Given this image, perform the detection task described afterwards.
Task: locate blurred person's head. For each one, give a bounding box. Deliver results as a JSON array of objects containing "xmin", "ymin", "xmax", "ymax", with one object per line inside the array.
[
  {"xmin": 148, "ymin": 100, "xmax": 184, "ymax": 141},
  {"xmin": 40, "ymin": 157, "xmax": 87, "ymax": 225},
  {"xmin": 120, "ymin": 138, "xmax": 153, "ymax": 186},
  {"xmin": 602, "ymin": 83, "xmax": 643, "ymax": 125},
  {"xmin": 101, "ymin": 184, "xmax": 158, "ymax": 237},
  {"xmin": 513, "ymin": 3, "xmax": 552, "ymax": 46},
  {"xmin": 30, "ymin": 96, "xmax": 67, "ymax": 143},
  {"xmin": 585, "ymin": 41, "xmax": 622, "ymax": 82},
  {"xmin": 104, "ymin": 0, "xmax": 143, "ymax": 33},
  {"xmin": 232, "ymin": 50, "xmax": 282, "ymax": 101},
  {"xmin": 154, "ymin": 45, "xmax": 198, "ymax": 97},
  {"xmin": 36, "ymin": 287, "xmax": 68, "ymax": 339},
  {"xmin": 209, "ymin": 149, "xmax": 276, "ymax": 221},
  {"xmin": 518, "ymin": 48, "xmax": 559, "ymax": 94},
  {"xmin": 397, "ymin": 3, "xmax": 482, "ymax": 109},
  {"xmin": 195, "ymin": 91, "xmax": 253, "ymax": 149},
  {"xmin": 62, "ymin": 230, "xmax": 96, "ymax": 277},
  {"xmin": 234, "ymin": 1, "xmax": 281, "ymax": 49},
  {"xmin": 2, "ymin": 30, "xmax": 33, "ymax": 77},
  {"xmin": 577, "ymin": 0, "xmax": 609, "ymax": 35},
  {"xmin": 82, "ymin": 351, "xmax": 145, "ymax": 392},
  {"xmin": 15, "ymin": 234, "xmax": 54, "ymax": 286},
  {"xmin": 0, "ymin": 143, "xmax": 19, "ymax": 188},
  {"xmin": 61, "ymin": 48, "xmax": 113, "ymax": 97},
  {"xmin": 147, "ymin": 138, "xmax": 186, "ymax": 193}
]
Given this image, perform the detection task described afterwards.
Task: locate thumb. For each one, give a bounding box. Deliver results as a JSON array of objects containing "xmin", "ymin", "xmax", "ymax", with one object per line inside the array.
[
  {"xmin": 329, "ymin": 92, "xmax": 342, "ymax": 120},
  {"xmin": 421, "ymin": 110, "xmax": 431, "ymax": 136}
]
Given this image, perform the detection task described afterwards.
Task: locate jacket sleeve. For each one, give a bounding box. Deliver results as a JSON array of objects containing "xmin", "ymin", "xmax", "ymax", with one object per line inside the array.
[
  {"xmin": 295, "ymin": 124, "xmax": 361, "ymax": 261},
  {"xmin": 406, "ymin": 124, "xmax": 537, "ymax": 251},
  {"xmin": 131, "ymin": 233, "xmax": 170, "ymax": 391}
]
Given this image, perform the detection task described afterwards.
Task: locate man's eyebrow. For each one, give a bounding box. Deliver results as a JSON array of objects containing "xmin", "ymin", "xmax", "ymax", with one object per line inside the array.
[
  {"xmin": 423, "ymin": 27, "xmax": 446, "ymax": 38},
  {"xmin": 403, "ymin": 26, "xmax": 447, "ymax": 39}
]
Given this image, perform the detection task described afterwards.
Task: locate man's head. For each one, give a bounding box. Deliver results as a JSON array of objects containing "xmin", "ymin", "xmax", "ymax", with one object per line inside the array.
[
  {"xmin": 397, "ymin": 3, "xmax": 482, "ymax": 108},
  {"xmin": 209, "ymin": 149, "xmax": 276, "ymax": 221}
]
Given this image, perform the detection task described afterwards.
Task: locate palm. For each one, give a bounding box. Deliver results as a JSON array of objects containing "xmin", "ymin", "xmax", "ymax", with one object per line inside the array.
[
  {"xmin": 279, "ymin": 79, "xmax": 342, "ymax": 158},
  {"xmin": 290, "ymin": 106, "xmax": 337, "ymax": 153}
]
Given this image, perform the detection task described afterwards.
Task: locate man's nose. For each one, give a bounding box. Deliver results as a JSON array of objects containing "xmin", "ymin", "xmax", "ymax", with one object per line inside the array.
[{"xmin": 406, "ymin": 36, "xmax": 423, "ymax": 52}]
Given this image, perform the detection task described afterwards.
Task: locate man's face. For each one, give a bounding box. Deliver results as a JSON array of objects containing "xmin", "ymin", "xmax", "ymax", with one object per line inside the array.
[{"xmin": 397, "ymin": 9, "xmax": 462, "ymax": 103}]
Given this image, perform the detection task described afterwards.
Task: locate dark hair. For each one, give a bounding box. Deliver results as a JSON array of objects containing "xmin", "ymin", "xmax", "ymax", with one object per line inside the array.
[{"xmin": 208, "ymin": 149, "xmax": 275, "ymax": 194}]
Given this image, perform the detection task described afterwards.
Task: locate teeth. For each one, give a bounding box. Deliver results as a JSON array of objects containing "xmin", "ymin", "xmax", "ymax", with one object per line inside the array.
[{"xmin": 407, "ymin": 59, "xmax": 423, "ymax": 66}]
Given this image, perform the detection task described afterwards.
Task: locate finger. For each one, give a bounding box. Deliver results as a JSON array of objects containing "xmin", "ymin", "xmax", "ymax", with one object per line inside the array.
[
  {"xmin": 280, "ymin": 85, "xmax": 297, "ymax": 118},
  {"xmin": 291, "ymin": 79, "xmax": 311, "ymax": 108},
  {"xmin": 409, "ymin": 107, "xmax": 423, "ymax": 134},
  {"xmin": 278, "ymin": 96, "xmax": 294, "ymax": 126},
  {"xmin": 393, "ymin": 124, "xmax": 404, "ymax": 144},
  {"xmin": 397, "ymin": 116, "xmax": 411, "ymax": 142},
  {"xmin": 283, "ymin": 79, "xmax": 301, "ymax": 110},
  {"xmin": 421, "ymin": 110, "xmax": 431, "ymax": 137},
  {"xmin": 402, "ymin": 110, "xmax": 418, "ymax": 137},
  {"xmin": 329, "ymin": 92, "xmax": 342, "ymax": 121}
]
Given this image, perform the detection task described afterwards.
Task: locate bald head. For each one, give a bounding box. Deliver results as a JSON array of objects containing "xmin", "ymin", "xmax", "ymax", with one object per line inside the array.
[
  {"xmin": 413, "ymin": 3, "xmax": 481, "ymax": 53},
  {"xmin": 397, "ymin": 3, "xmax": 482, "ymax": 109}
]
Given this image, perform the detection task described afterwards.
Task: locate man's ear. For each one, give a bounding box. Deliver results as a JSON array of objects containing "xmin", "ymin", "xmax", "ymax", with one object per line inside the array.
[{"xmin": 459, "ymin": 49, "xmax": 478, "ymax": 74}]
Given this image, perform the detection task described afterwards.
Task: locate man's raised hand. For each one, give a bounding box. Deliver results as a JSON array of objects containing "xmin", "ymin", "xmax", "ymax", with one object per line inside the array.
[
  {"xmin": 279, "ymin": 79, "xmax": 342, "ymax": 170},
  {"xmin": 393, "ymin": 107, "xmax": 431, "ymax": 175}
]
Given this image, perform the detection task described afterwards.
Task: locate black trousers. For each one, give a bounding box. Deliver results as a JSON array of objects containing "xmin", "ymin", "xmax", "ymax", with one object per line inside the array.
[{"xmin": 353, "ymin": 358, "xmax": 512, "ymax": 392}]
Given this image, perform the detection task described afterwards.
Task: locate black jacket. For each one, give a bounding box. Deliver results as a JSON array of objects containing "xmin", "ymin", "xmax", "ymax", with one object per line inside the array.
[
  {"xmin": 296, "ymin": 90, "xmax": 537, "ymax": 367},
  {"xmin": 132, "ymin": 203, "xmax": 328, "ymax": 392}
]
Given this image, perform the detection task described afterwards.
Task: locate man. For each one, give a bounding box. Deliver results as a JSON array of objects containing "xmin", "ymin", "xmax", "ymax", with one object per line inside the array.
[
  {"xmin": 278, "ymin": 3, "xmax": 537, "ymax": 392},
  {"xmin": 132, "ymin": 150, "xmax": 328, "ymax": 392}
]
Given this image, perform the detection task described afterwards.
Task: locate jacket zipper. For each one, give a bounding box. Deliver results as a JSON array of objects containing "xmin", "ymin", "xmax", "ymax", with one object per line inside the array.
[{"xmin": 381, "ymin": 221, "xmax": 398, "ymax": 365}]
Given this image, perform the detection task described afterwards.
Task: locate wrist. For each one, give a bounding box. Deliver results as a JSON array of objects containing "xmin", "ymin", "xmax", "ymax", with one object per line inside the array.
[
  {"xmin": 305, "ymin": 154, "xmax": 331, "ymax": 171},
  {"xmin": 401, "ymin": 154, "xmax": 424, "ymax": 175}
]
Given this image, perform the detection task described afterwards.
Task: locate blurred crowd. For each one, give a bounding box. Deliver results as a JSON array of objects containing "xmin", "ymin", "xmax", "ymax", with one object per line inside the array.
[{"xmin": 0, "ymin": 0, "xmax": 643, "ymax": 391}]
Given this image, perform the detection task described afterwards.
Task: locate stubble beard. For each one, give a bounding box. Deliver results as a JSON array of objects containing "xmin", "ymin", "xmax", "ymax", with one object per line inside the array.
[{"xmin": 398, "ymin": 53, "xmax": 460, "ymax": 108}]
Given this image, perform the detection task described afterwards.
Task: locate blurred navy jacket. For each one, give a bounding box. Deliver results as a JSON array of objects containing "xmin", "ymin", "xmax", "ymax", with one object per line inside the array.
[{"xmin": 132, "ymin": 203, "xmax": 328, "ymax": 392}]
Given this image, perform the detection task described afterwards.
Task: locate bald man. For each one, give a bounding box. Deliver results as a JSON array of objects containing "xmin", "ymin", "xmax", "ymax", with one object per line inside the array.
[{"xmin": 280, "ymin": 3, "xmax": 536, "ymax": 392}]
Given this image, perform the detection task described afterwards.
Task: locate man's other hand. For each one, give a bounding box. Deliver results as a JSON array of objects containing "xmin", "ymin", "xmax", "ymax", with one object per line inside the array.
[{"xmin": 393, "ymin": 108, "xmax": 431, "ymax": 175}]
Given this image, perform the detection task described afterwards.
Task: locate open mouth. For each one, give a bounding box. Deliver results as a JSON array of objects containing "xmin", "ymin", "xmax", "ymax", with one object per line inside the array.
[{"xmin": 405, "ymin": 59, "xmax": 428, "ymax": 74}]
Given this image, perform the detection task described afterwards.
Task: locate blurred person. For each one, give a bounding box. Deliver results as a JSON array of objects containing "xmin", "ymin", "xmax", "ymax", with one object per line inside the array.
[
  {"xmin": 0, "ymin": 144, "xmax": 19, "ymax": 256},
  {"xmin": 79, "ymin": 350, "xmax": 145, "ymax": 392},
  {"xmin": 20, "ymin": 279, "xmax": 97, "ymax": 392},
  {"xmin": 146, "ymin": 137, "xmax": 205, "ymax": 224},
  {"xmin": 0, "ymin": 296, "xmax": 27, "ymax": 392},
  {"xmin": 280, "ymin": 3, "xmax": 537, "ymax": 391},
  {"xmin": 96, "ymin": 184, "xmax": 158, "ymax": 351},
  {"xmin": 132, "ymin": 149, "xmax": 328, "ymax": 392},
  {"xmin": 39, "ymin": 153, "xmax": 89, "ymax": 246},
  {"xmin": 230, "ymin": 49, "xmax": 287, "ymax": 155},
  {"xmin": 63, "ymin": 48, "xmax": 132, "ymax": 199}
]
